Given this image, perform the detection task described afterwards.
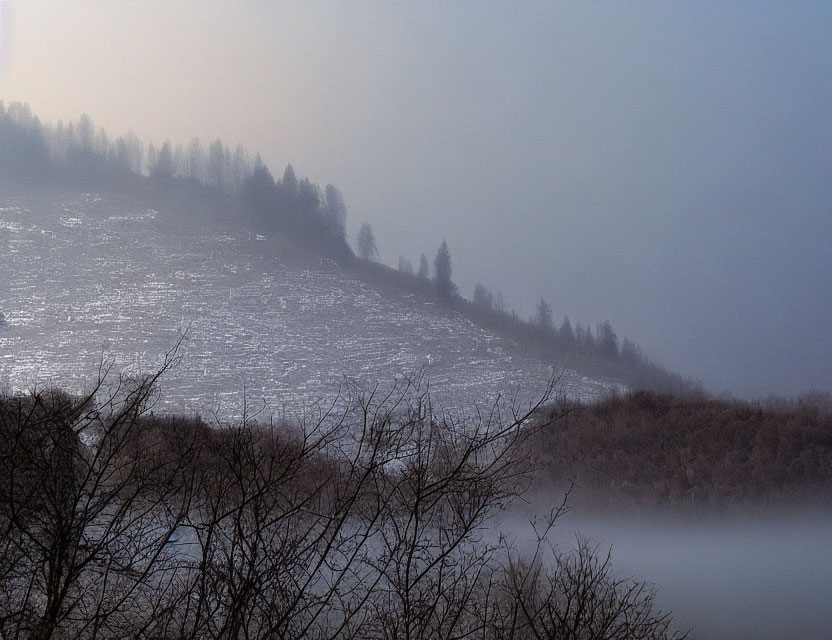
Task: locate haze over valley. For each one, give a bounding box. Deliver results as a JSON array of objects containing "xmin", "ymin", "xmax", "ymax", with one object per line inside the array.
[{"xmin": 2, "ymin": 3, "xmax": 832, "ymax": 639}]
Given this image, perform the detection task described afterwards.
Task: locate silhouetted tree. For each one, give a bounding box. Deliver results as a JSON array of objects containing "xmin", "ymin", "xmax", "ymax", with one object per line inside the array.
[
  {"xmin": 0, "ymin": 348, "xmax": 192, "ymax": 640},
  {"xmin": 207, "ymin": 138, "xmax": 226, "ymax": 190},
  {"xmin": 357, "ymin": 223, "xmax": 378, "ymax": 261},
  {"xmin": 94, "ymin": 126, "xmax": 110, "ymax": 158},
  {"xmin": 173, "ymin": 143, "xmax": 186, "ymax": 177},
  {"xmin": 244, "ymin": 154, "xmax": 277, "ymax": 223},
  {"xmin": 417, "ymin": 253, "xmax": 430, "ymax": 279},
  {"xmin": 145, "ymin": 143, "xmax": 157, "ymax": 176},
  {"xmin": 398, "ymin": 256, "xmax": 414, "ymax": 274},
  {"xmin": 534, "ymin": 299, "xmax": 554, "ymax": 334},
  {"xmin": 282, "ymin": 163, "xmax": 298, "ymax": 196},
  {"xmin": 151, "ymin": 140, "xmax": 175, "ymax": 179},
  {"xmin": 0, "ymin": 102, "xmax": 51, "ymax": 178},
  {"xmin": 576, "ymin": 323, "xmax": 595, "ymax": 353},
  {"xmin": 473, "ymin": 283, "xmax": 493, "ymax": 310},
  {"xmin": 297, "ymin": 178, "xmax": 322, "ymax": 230},
  {"xmin": 621, "ymin": 337, "xmax": 643, "ymax": 366},
  {"xmin": 44, "ymin": 119, "xmax": 68, "ymax": 164},
  {"xmin": 187, "ymin": 137, "xmax": 205, "ymax": 183},
  {"xmin": 112, "ymin": 135, "xmax": 130, "ymax": 169},
  {"xmin": 597, "ymin": 320, "xmax": 619, "ymax": 360},
  {"xmin": 324, "ymin": 184, "xmax": 347, "ymax": 239},
  {"xmin": 76, "ymin": 113, "xmax": 94, "ymax": 153},
  {"xmin": 560, "ymin": 315, "xmax": 576, "ymax": 351},
  {"xmin": 494, "ymin": 291, "xmax": 506, "ymax": 313},
  {"xmin": 117, "ymin": 130, "xmax": 143, "ymax": 174},
  {"xmin": 0, "ymin": 353, "xmax": 688, "ymax": 637},
  {"xmin": 434, "ymin": 239, "xmax": 455, "ymax": 297},
  {"xmin": 499, "ymin": 539, "xmax": 687, "ymax": 640},
  {"xmin": 230, "ymin": 143, "xmax": 250, "ymax": 192}
]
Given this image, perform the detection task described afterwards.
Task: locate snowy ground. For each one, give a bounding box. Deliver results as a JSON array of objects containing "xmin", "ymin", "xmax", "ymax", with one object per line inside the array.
[{"xmin": 0, "ymin": 193, "xmax": 622, "ymax": 420}]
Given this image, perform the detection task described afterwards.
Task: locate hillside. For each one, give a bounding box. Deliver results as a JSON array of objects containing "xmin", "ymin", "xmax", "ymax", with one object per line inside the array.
[
  {"xmin": 0, "ymin": 192, "xmax": 623, "ymax": 417},
  {"xmin": 0, "ymin": 101, "xmax": 699, "ymax": 401}
]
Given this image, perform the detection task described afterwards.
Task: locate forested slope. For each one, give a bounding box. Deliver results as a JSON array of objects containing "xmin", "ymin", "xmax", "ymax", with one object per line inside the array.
[
  {"xmin": 0, "ymin": 100, "xmax": 699, "ymax": 396},
  {"xmin": 532, "ymin": 391, "xmax": 832, "ymax": 508}
]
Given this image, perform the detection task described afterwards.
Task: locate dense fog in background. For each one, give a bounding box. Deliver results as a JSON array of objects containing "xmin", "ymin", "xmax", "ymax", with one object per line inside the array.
[
  {"xmin": 2, "ymin": 1, "xmax": 831, "ymax": 398},
  {"xmin": 534, "ymin": 507, "xmax": 832, "ymax": 640}
]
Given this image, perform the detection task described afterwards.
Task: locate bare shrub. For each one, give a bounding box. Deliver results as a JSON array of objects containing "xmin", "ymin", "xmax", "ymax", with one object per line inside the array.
[
  {"xmin": 0, "ymin": 348, "xmax": 197, "ymax": 639},
  {"xmin": 492, "ymin": 539, "xmax": 688, "ymax": 640}
]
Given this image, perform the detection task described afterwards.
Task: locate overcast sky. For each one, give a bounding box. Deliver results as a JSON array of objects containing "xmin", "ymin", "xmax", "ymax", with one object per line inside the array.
[{"xmin": 2, "ymin": 1, "xmax": 831, "ymax": 397}]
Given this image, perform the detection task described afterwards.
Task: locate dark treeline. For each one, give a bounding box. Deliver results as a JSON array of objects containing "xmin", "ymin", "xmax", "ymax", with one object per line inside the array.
[
  {"xmin": 355, "ymin": 234, "xmax": 700, "ymax": 396},
  {"xmin": 0, "ymin": 362, "xmax": 688, "ymax": 639},
  {"xmin": 459, "ymin": 293, "xmax": 701, "ymax": 397},
  {"xmin": 532, "ymin": 390, "xmax": 832, "ymax": 510},
  {"xmin": 0, "ymin": 101, "xmax": 352, "ymax": 259},
  {"xmin": 0, "ymin": 102, "xmax": 55, "ymax": 185}
]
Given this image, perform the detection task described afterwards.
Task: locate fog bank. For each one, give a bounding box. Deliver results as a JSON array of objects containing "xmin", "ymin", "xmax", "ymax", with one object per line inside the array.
[
  {"xmin": 3, "ymin": 1, "xmax": 832, "ymax": 396},
  {"xmin": 547, "ymin": 508, "xmax": 832, "ymax": 639}
]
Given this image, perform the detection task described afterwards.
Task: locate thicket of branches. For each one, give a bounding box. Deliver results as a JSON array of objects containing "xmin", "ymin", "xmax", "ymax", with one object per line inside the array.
[
  {"xmin": 0, "ymin": 358, "xmax": 686, "ymax": 639},
  {"xmin": 532, "ymin": 390, "xmax": 832, "ymax": 509}
]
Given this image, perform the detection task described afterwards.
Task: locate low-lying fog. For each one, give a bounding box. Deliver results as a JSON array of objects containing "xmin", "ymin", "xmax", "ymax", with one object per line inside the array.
[{"xmin": 503, "ymin": 503, "xmax": 832, "ymax": 639}]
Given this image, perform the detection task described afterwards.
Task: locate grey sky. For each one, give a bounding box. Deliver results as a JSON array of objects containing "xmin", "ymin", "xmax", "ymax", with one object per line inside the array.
[{"xmin": 2, "ymin": 1, "xmax": 830, "ymax": 397}]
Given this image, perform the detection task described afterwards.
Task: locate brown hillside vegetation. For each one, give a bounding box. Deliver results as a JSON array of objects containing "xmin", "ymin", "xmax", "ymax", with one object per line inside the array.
[{"xmin": 532, "ymin": 391, "xmax": 832, "ymax": 509}]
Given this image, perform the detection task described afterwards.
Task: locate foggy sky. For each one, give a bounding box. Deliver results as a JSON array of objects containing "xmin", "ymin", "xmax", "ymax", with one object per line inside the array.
[{"xmin": 2, "ymin": 1, "xmax": 831, "ymax": 397}]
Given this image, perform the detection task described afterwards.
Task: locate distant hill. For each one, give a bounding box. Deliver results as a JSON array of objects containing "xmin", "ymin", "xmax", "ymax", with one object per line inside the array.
[
  {"xmin": 0, "ymin": 101, "xmax": 698, "ymax": 397},
  {"xmin": 0, "ymin": 192, "xmax": 625, "ymax": 417}
]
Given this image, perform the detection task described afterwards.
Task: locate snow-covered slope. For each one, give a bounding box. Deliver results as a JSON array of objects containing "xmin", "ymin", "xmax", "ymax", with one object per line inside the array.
[{"xmin": 0, "ymin": 193, "xmax": 623, "ymax": 418}]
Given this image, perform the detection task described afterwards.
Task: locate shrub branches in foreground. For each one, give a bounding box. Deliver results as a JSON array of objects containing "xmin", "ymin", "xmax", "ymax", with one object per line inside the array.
[{"xmin": 0, "ymin": 361, "xmax": 686, "ymax": 639}]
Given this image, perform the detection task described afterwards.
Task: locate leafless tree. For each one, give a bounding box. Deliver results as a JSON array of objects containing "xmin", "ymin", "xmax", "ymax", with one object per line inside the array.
[
  {"xmin": 485, "ymin": 506, "xmax": 689, "ymax": 640},
  {"xmin": 0, "ymin": 346, "xmax": 198, "ymax": 639},
  {"xmin": 0, "ymin": 358, "xmax": 686, "ymax": 639},
  {"xmin": 357, "ymin": 223, "xmax": 379, "ymax": 262}
]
